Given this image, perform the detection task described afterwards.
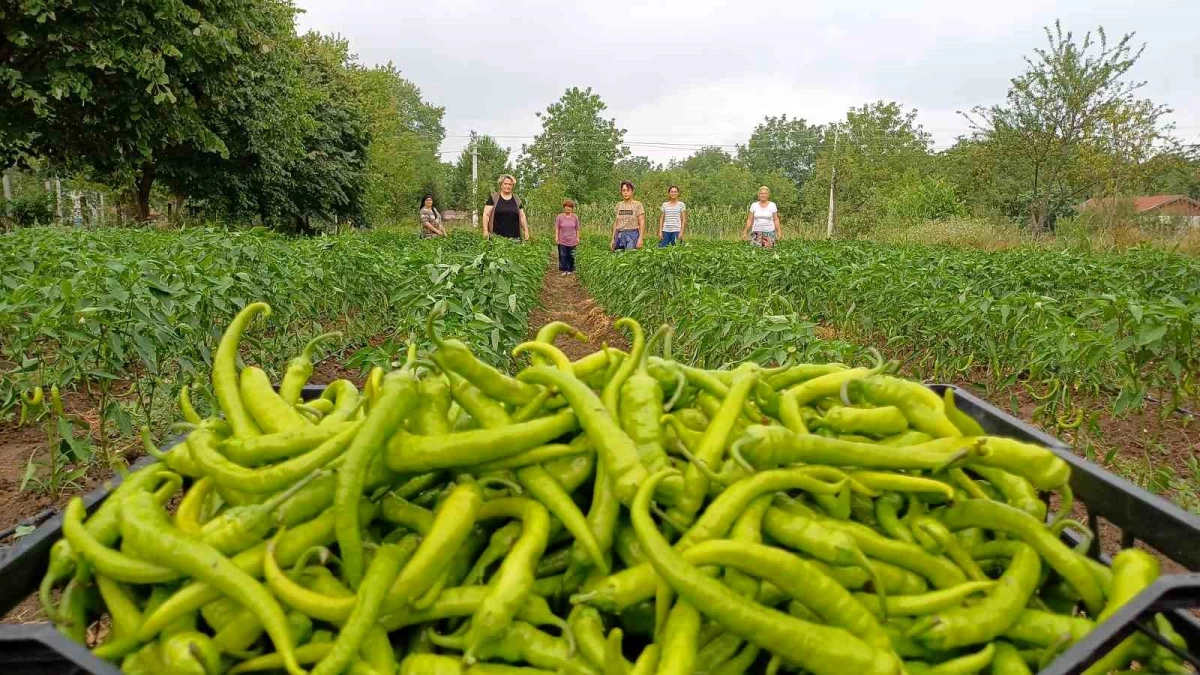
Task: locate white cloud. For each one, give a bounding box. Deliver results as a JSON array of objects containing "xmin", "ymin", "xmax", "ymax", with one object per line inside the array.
[{"xmin": 295, "ymin": 0, "xmax": 1200, "ymax": 165}]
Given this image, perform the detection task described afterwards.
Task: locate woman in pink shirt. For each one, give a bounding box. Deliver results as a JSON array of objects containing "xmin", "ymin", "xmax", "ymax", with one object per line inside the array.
[{"xmin": 555, "ymin": 199, "xmax": 581, "ymax": 275}]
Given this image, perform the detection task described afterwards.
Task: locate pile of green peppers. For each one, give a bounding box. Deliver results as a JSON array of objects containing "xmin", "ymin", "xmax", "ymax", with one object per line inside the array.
[{"xmin": 37, "ymin": 301, "xmax": 1188, "ymax": 675}]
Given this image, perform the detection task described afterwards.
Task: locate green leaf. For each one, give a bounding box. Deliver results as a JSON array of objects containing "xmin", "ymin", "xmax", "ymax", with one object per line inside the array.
[{"xmin": 1135, "ymin": 324, "xmax": 1167, "ymax": 347}]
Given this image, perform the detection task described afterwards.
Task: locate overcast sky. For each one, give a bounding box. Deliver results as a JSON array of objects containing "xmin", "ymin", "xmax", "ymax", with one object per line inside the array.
[{"xmin": 294, "ymin": 0, "xmax": 1200, "ymax": 166}]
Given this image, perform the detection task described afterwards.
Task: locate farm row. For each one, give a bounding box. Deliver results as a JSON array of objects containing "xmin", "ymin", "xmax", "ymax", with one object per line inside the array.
[
  {"xmin": 4, "ymin": 226, "xmax": 1197, "ymax": 512},
  {"xmin": 576, "ymin": 238, "xmax": 1200, "ymax": 509},
  {"xmin": 578, "ymin": 238, "xmax": 1199, "ymax": 413},
  {"xmin": 1, "ymin": 228, "xmax": 547, "ymax": 495}
]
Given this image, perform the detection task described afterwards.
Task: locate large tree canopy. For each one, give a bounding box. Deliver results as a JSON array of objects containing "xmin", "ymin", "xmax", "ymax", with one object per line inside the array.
[
  {"xmin": 738, "ymin": 115, "xmax": 825, "ymax": 192},
  {"xmin": 447, "ymin": 135, "xmax": 512, "ymax": 211},
  {"xmin": 1, "ymin": 0, "xmax": 297, "ymax": 218},
  {"xmin": 354, "ymin": 62, "xmax": 445, "ymax": 224},
  {"xmin": 800, "ymin": 101, "xmax": 934, "ymax": 231},
  {"xmin": 960, "ymin": 21, "xmax": 1176, "ymax": 231},
  {"xmin": 517, "ymin": 87, "xmax": 628, "ymax": 205}
]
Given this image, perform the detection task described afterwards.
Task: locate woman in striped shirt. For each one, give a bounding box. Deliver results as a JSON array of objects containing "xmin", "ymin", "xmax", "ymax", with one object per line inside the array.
[{"xmin": 658, "ymin": 185, "xmax": 687, "ymax": 247}]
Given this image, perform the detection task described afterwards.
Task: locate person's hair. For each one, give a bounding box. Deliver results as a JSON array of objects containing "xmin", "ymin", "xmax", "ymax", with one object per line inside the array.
[
  {"xmin": 497, "ymin": 174, "xmax": 516, "ymax": 189},
  {"xmin": 621, "ymin": 180, "xmax": 635, "ymax": 192},
  {"xmin": 667, "ymin": 185, "xmax": 680, "ymax": 194},
  {"xmin": 757, "ymin": 185, "xmax": 770, "ymax": 195},
  {"xmin": 563, "ymin": 199, "xmax": 576, "ymax": 208},
  {"xmin": 421, "ymin": 194, "xmax": 434, "ymax": 208}
]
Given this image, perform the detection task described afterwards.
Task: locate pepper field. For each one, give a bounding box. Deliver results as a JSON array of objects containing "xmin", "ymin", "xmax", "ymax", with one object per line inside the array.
[{"xmin": 1, "ymin": 226, "xmax": 1197, "ymax": 535}]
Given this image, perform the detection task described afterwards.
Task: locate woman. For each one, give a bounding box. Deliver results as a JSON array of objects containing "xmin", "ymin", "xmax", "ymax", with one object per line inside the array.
[
  {"xmin": 482, "ymin": 174, "xmax": 530, "ymax": 241},
  {"xmin": 742, "ymin": 185, "xmax": 783, "ymax": 248},
  {"xmin": 555, "ymin": 199, "xmax": 581, "ymax": 275},
  {"xmin": 610, "ymin": 180, "xmax": 645, "ymax": 251},
  {"xmin": 658, "ymin": 185, "xmax": 687, "ymax": 247},
  {"xmin": 419, "ymin": 195, "xmax": 446, "ymax": 238}
]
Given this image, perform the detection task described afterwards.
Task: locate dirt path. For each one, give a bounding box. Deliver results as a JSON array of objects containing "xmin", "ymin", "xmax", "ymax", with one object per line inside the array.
[{"xmin": 525, "ymin": 253, "xmax": 629, "ymax": 356}]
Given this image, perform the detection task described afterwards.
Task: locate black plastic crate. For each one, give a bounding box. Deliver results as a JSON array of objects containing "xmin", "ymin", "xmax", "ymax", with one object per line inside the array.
[
  {"xmin": 0, "ymin": 383, "xmax": 1197, "ymax": 674},
  {"xmin": 929, "ymin": 385, "xmax": 1200, "ymax": 674},
  {"xmin": 0, "ymin": 453, "xmax": 162, "ymax": 675}
]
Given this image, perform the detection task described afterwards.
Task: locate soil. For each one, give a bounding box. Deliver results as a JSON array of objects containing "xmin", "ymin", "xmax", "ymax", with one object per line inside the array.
[
  {"xmin": 310, "ymin": 351, "xmax": 369, "ymax": 387},
  {"xmin": 525, "ymin": 251, "xmax": 630, "ymax": 356},
  {"xmin": 0, "ymin": 386, "xmax": 140, "ymax": 543}
]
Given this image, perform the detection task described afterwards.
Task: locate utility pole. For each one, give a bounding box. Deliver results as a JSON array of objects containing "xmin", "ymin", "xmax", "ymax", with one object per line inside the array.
[
  {"xmin": 470, "ymin": 130, "xmax": 479, "ymax": 228},
  {"xmin": 825, "ymin": 127, "xmax": 839, "ymax": 239}
]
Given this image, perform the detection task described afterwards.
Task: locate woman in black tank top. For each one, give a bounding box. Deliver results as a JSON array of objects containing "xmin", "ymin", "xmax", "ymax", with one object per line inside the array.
[{"xmin": 483, "ymin": 174, "xmax": 530, "ymax": 241}]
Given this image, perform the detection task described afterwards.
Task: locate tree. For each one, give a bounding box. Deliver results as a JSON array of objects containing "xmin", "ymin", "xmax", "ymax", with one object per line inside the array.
[
  {"xmin": 1, "ymin": 0, "xmax": 298, "ymax": 220},
  {"xmin": 448, "ymin": 135, "xmax": 511, "ymax": 211},
  {"xmin": 801, "ymin": 101, "xmax": 933, "ymax": 231},
  {"xmin": 158, "ymin": 32, "xmax": 370, "ymax": 230},
  {"xmin": 1144, "ymin": 146, "xmax": 1200, "ymax": 199},
  {"xmin": 613, "ymin": 155, "xmax": 657, "ymax": 184},
  {"xmin": 281, "ymin": 34, "xmax": 370, "ymax": 228},
  {"xmin": 353, "ymin": 62, "xmax": 445, "ymax": 225},
  {"xmin": 738, "ymin": 115, "xmax": 826, "ymax": 191},
  {"xmin": 673, "ymin": 147, "xmax": 736, "ymax": 175},
  {"xmin": 517, "ymin": 87, "xmax": 628, "ymax": 205},
  {"xmin": 631, "ymin": 148, "xmax": 799, "ymax": 217},
  {"xmin": 962, "ymin": 21, "xmax": 1174, "ymax": 232}
]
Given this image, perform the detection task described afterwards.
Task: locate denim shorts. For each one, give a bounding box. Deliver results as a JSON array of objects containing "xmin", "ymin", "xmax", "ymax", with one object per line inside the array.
[
  {"xmin": 614, "ymin": 230, "xmax": 640, "ymax": 250},
  {"xmin": 658, "ymin": 231, "xmax": 680, "ymax": 247}
]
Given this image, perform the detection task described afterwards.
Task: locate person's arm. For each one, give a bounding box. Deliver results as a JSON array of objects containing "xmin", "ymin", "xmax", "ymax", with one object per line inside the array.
[
  {"xmin": 421, "ymin": 212, "xmax": 438, "ymax": 235},
  {"xmin": 679, "ymin": 207, "xmax": 688, "ymax": 240},
  {"xmin": 482, "ymin": 205, "xmax": 494, "ymax": 237},
  {"xmin": 433, "ymin": 211, "xmax": 447, "ymax": 236},
  {"xmin": 636, "ymin": 207, "xmax": 645, "ymax": 248},
  {"xmin": 658, "ymin": 209, "xmax": 665, "ymax": 238},
  {"xmin": 519, "ymin": 208, "xmax": 530, "ymax": 241},
  {"xmin": 743, "ymin": 208, "xmax": 753, "ymax": 239},
  {"xmin": 773, "ymin": 211, "xmax": 782, "ymax": 240}
]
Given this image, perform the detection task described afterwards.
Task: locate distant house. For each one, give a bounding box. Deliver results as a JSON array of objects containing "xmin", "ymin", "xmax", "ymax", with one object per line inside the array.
[{"xmin": 1078, "ymin": 194, "xmax": 1200, "ymax": 218}]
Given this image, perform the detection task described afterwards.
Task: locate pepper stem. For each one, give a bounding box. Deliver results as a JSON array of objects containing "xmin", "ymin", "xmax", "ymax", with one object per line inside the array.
[
  {"xmin": 300, "ymin": 332, "xmax": 342, "ymax": 361},
  {"xmin": 425, "ymin": 301, "xmax": 449, "ymax": 347}
]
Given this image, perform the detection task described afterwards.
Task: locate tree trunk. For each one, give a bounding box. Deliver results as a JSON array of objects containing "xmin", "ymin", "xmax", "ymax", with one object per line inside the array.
[
  {"xmin": 135, "ymin": 162, "xmax": 156, "ymax": 221},
  {"xmin": 168, "ymin": 194, "xmax": 186, "ymax": 223}
]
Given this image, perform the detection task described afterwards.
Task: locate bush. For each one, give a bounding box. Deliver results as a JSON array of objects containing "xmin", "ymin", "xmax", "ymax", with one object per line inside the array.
[
  {"xmin": 3, "ymin": 191, "xmax": 55, "ymax": 228},
  {"xmin": 881, "ymin": 175, "xmax": 966, "ymax": 221}
]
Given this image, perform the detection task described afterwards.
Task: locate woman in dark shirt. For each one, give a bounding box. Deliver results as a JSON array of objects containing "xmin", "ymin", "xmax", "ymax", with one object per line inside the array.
[{"xmin": 482, "ymin": 174, "xmax": 530, "ymax": 241}]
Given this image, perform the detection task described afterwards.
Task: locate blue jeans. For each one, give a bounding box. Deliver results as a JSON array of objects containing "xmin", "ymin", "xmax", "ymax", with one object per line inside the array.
[
  {"xmin": 614, "ymin": 230, "xmax": 640, "ymax": 250},
  {"xmin": 658, "ymin": 231, "xmax": 680, "ymax": 247},
  {"xmin": 557, "ymin": 244, "xmax": 576, "ymax": 272}
]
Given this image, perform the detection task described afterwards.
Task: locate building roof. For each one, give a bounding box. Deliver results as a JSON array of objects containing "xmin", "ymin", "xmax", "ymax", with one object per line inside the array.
[{"xmin": 1079, "ymin": 194, "xmax": 1200, "ymax": 213}]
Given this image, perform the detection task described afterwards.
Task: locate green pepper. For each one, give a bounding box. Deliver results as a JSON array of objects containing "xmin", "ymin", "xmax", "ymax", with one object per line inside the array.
[
  {"xmin": 279, "ymin": 332, "xmax": 342, "ymax": 405},
  {"xmin": 241, "ymin": 365, "xmax": 311, "ymax": 434},
  {"xmin": 213, "ymin": 303, "xmax": 270, "ymax": 438},
  {"xmin": 428, "ymin": 303, "xmax": 541, "ymax": 405}
]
